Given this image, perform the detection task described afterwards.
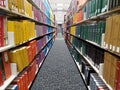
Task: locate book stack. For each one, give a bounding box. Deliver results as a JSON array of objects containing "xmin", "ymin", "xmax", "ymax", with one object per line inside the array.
[
  {"xmin": 8, "ymin": 20, "xmax": 35, "ymax": 45},
  {"xmin": 0, "ymin": 52, "xmax": 11, "ymax": 86},
  {"xmin": 81, "ymin": 61, "xmax": 95, "ymax": 85},
  {"xmin": 6, "ymin": 60, "xmax": 37, "ymax": 90},
  {"xmin": 90, "ymin": 73, "xmax": 109, "ymax": 90},
  {"xmin": 26, "ymin": 60, "xmax": 37, "ymax": 87},
  {"xmin": 103, "ymin": 52, "xmax": 120, "ymax": 89},
  {"xmin": 35, "ymin": 25, "xmax": 43, "ymax": 37},
  {"xmin": 82, "ymin": 0, "xmax": 108, "ymax": 18},
  {"xmin": 104, "ymin": 15, "xmax": 120, "ymax": 54},
  {"xmin": 8, "ymin": 47, "xmax": 29, "ymax": 72},
  {"xmin": 75, "ymin": 21, "xmax": 105, "ymax": 46},
  {"xmin": 109, "ymin": 0, "xmax": 120, "ymax": 10},
  {"xmin": 8, "ymin": 0, "xmax": 33, "ymax": 17}
]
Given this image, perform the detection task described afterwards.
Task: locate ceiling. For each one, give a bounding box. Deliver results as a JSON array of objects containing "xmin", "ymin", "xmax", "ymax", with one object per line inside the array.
[{"xmin": 48, "ymin": 0, "xmax": 72, "ymax": 24}]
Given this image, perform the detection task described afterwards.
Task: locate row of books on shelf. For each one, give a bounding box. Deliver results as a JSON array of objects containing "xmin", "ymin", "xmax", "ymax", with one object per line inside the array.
[
  {"xmin": 67, "ymin": 14, "xmax": 120, "ymax": 55},
  {"xmin": 66, "ymin": 35, "xmax": 120, "ymax": 89},
  {"xmin": 70, "ymin": 37, "xmax": 104, "ymax": 70},
  {"xmin": 0, "ymin": 0, "xmax": 54, "ymax": 25},
  {"xmin": 6, "ymin": 60, "xmax": 37, "ymax": 90},
  {"xmin": 0, "ymin": 16, "xmax": 54, "ymax": 48},
  {"xmin": 66, "ymin": 0, "xmax": 120, "ymax": 25},
  {"xmin": 67, "ymin": 43, "xmax": 109, "ymax": 90},
  {"xmin": 0, "ymin": 34, "xmax": 54, "ymax": 89},
  {"xmin": 103, "ymin": 52, "xmax": 120, "ymax": 90},
  {"xmin": 29, "ymin": 0, "xmax": 54, "ymax": 22},
  {"xmin": 69, "ymin": 21, "xmax": 105, "ymax": 46},
  {"xmin": 104, "ymin": 14, "xmax": 120, "ymax": 54}
]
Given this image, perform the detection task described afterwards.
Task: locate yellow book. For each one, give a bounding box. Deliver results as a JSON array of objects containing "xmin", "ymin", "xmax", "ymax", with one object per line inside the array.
[
  {"xmin": 104, "ymin": 16, "xmax": 113, "ymax": 49},
  {"xmin": 109, "ymin": 15, "xmax": 120, "ymax": 52},
  {"xmin": 22, "ymin": 47, "xmax": 29, "ymax": 67},
  {"xmin": 8, "ymin": 21, "xmax": 18, "ymax": 45},
  {"xmin": 8, "ymin": 50, "xmax": 24, "ymax": 72}
]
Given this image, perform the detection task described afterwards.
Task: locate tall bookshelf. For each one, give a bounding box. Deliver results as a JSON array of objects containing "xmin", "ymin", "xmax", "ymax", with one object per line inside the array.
[
  {"xmin": 64, "ymin": 0, "xmax": 120, "ymax": 90},
  {"xmin": 0, "ymin": 0, "xmax": 57, "ymax": 90}
]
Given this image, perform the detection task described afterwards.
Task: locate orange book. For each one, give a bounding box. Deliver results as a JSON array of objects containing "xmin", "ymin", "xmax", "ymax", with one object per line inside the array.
[
  {"xmin": 26, "ymin": 46, "xmax": 33, "ymax": 63},
  {"xmin": 77, "ymin": 10, "xmax": 82, "ymax": 22},
  {"xmin": 2, "ymin": 51, "xmax": 11, "ymax": 79},
  {"xmin": 0, "ymin": 69, "xmax": 3, "ymax": 86}
]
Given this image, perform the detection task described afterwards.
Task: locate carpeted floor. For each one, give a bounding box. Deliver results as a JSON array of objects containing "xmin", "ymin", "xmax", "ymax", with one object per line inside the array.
[{"xmin": 30, "ymin": 33, "xmax": 87, "ymax": 90}]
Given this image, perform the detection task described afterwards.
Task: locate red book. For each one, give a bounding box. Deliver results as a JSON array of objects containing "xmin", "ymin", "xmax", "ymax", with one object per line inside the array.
[
  {"xmin": 2, "ymin": 51, "xmax": 11, "ymax": 79},
  {"xmin": 0, "ymin": 16, "xmax": 4, "ymax": 47},
  {"xmin": 115, "ymin": 61, "xmax": 120, "ymax": 90},
  {"xmin": 0, "ymin": 69, "xmax": 3, "ymax": 86}
]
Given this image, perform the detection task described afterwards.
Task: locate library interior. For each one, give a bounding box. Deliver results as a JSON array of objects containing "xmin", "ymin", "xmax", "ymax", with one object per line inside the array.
[{"xmin": 0, "ymin": 0, "xmax": 120, "ymax": 90}]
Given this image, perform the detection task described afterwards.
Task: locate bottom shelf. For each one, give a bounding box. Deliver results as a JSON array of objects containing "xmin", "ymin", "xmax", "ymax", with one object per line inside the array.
[{"xmin": 67, "ymin": 40, "xmax": 112, "ymax": 90}]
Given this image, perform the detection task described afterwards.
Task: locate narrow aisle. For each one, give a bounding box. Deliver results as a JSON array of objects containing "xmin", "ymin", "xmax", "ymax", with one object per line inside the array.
[{"xmin": 30, "ymin": 33, "xmax": 87, "ymax": 90}]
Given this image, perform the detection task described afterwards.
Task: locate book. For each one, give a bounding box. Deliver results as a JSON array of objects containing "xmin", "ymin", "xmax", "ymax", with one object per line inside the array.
[
  {"xmin": 109, "ymin": 15, "xmax": 120, "ymax": 52},
  {"xmin": 104, "ymin": 16, "xmax": 113, "ymax": 49},
  {"xmin": 0, "ymin": 16, "xmax": 4, "ymax": 47},
  {"xmin": 2, "ymin": 51, "xmax": 11, "ymax": 79}
]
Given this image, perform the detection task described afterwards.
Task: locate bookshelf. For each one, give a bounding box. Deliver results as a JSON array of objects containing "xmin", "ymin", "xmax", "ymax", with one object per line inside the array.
[
  {"xmin": 67, "ymin": 39, "xmax": 112, "ymax": 90},
  {"xmin": 0, "ymin": 0, "xmax": 56, "ymax": 89},
  {"xmin": 64, "ymin": 0, "xmax": 120, "ymax": 90}
]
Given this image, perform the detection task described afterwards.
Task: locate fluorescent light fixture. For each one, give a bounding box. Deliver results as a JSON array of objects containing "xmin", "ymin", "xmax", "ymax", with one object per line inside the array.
[
  {"xmin": 57, "ymin": 7, "xmax": 63, "ymax": 10},
  {"xmin": 56, "ymin": 3, "xmax": 63, "ymax": 7}
]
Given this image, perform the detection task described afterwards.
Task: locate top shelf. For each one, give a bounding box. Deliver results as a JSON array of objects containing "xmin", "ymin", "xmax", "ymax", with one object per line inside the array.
[
  {"xmin": 67, "ymin": 6, "xmax": 120, "ymax": 27},
  {"xmin": 27, "ymin": 0, "xmax": 54, "ymax": 24},
  {"xmin": 0, "ymin": 6, "xmax": 56, "ymax": 28},
  {"xmin": 65, "ymin": 0, "xmax": 90, "ymax": 23}
]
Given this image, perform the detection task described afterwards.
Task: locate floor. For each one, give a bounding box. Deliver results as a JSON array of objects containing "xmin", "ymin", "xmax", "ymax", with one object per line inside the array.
[{"xmin": 30, "ymin": 33, "xmax": 87, "ymax": 90}]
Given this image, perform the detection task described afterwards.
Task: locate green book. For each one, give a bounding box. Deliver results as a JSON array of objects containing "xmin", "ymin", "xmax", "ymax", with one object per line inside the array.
[
  {"xmin": 101, "ymin": 0, "xmax": 108, "ymax": 12},
  {"xmin": 116, "ymin": 0, "xmax": 120, "ymax": 7},
  {"xmin": 97, "ymin": 0, "xmax": 102, "ymax": 14}
]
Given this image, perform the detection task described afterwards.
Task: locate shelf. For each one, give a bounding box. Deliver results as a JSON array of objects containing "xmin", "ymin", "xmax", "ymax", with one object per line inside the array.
[
  {"xmin": 0, "ymin": 31, "xmax": 55, "ymax": 52},
  {"xmin": 27, "ymin": 0, "xmax": 54, "ymax": 24},
  {"xmin": 67, "ymin": 6, "xmax": 120, "ymax": 27},
  {"xmin": 0, "ymin": 74, "xmax": 18, "ymax": 90},
  {"xmin": 0, "ymin": 6, "xmax": 55, "ymax": 28},
  {"xmin": 67, "ymin": 40, "xmax": 112, "ymax": 90},
  {"xmin": 65, "ymin": 32, "xmax": 120, "ymax": 58}
]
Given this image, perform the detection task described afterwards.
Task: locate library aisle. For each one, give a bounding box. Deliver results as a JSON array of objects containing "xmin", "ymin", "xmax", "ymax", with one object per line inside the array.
[{"xmin": 30, "ymin": 33, "xmax": 87, "ymax": 90}]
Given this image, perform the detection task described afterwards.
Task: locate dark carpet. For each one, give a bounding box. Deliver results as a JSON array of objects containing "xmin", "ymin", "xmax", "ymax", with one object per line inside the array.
[{"xmin": 30, "ymin": 33, "xmax": 87, "ymax": 90}]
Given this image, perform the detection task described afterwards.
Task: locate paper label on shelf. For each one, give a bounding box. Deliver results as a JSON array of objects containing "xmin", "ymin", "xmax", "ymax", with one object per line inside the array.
[
  {"xmin": 4, "ymin": 52, "xmax": 8, "ymax": 62},
  {"xmin": 10, "ymin": 63, "xmax": 17, "ymax": 75},
  {"xmin": 110, "ymin": 44, "xmax": 112, "ymax": 49},
  {"xmin": 112, "ymin": 46, "xmax": 115, "ymax": 51},
  {"xmin": 116, "ymin": 47, "xmax": 120, "ymax": 53},
  {"xmin": 106, "ymin": 44, "xmax": 108, "ymax": 49}
]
